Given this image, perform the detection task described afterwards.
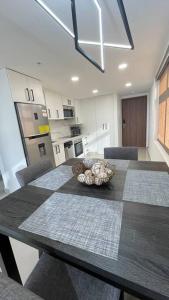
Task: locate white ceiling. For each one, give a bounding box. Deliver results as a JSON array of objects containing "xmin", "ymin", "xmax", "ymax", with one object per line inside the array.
[{"xmin": 0, "ymin": 0, "xmax": 169, "ymax": 99}]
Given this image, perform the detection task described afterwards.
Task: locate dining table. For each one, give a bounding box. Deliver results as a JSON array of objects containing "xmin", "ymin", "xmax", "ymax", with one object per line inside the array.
[{"xmin": 0, "ymin": 158, "xmax": 169, "ymax": 300}]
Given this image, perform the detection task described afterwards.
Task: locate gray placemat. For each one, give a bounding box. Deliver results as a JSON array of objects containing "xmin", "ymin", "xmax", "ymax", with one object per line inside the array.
[
  {"xmin": 123, "ymin": 170, "xmax": 169, "ymax": 206},
  {"xmin": 19, "ymin": 192, "xmax": 123, "ymax": 260},
  {"xmin": 107, "ymin": 159, "xmax": 129, "ymax": 171},
  {"xmin": 29, "ymin": 165, "xmax": 73, "ymax": 191}
]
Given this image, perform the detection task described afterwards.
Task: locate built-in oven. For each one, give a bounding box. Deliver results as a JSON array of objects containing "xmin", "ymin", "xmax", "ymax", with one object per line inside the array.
[
  {"xmin": 63, "ymin": 106, "xmax": 75, "ymax": 119},
  {"xmin": 74, "ymin": 138, "xmax": 83, "ymax": 157}
]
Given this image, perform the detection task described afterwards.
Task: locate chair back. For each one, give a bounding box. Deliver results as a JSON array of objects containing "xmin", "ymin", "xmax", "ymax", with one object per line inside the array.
[
  {"xmin": 16, "ymin": 159, "xmax": 53, "ymax": 187},
  {"xmin": 0, "ymin": 274, "xmax": 42, "ymax": 299},
  {"xmin": 104, "ymin": 147, "xmax": 138, "ymax": 160}
]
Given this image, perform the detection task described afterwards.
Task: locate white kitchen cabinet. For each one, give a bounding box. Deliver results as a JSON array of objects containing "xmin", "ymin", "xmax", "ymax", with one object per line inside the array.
[
  {"xmin": 62, "ymin": 97, "xmax": 74, "ymax": 107},
  {"xmin": 7, "ymin": 70, "xmax": 29, "ymax": 103},
  {"xmin": 95, "ymin": 98, "xmax": 111, "ymax": 154},
  {"xmin": 74, "ymin": 99, "xmax": 82, "ymax": 124},
  {"xmin": 45, "ymin": 90, "xmax": 64, "ymax": 120},
  {"xmin": 79, "ymin": 99, "xmax": 97, "ymax": 155},
  {"xmin": 45, "ymin": 91, "xmax": 62, "ymax": 120},
  {"xmin": 52, "ymin": 143, "xmax": 65, "ymax": 166},
  {"xmin": 7, "ymin": 69, "xmax": 45, "ymax": 105},
  {"xmin": 77, "ymin": 96, "xmax": 114, "ymax": 156},
  {"xmin": 27, "ymin": 77, "xmax": 45, "ymax": 105},
  {"xmin": 56, "ymin": 94, "xmax": 64, "ymax": 119}
]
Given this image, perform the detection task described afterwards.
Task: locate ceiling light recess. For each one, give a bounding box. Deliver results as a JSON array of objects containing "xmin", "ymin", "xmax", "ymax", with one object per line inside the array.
[
  {"xmin": 71, "ymin": 76, "xmax": 79, "ymax": 82},
  {"xmin": 125, "ymin": 82, "xmax": 132, "ymax": 87},
  {"xmin": 92, "ymin": 89, "xmax": 98, "ymax": 94},
  {"xmin": 118, "ymin": 63, "xmax": 128, "ymax": 70}
]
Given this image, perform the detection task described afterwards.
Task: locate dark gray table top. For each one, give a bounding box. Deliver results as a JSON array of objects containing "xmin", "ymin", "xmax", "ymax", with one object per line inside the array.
[{"xmin": 0, "ymin": 159, "xmax": 169, "ymax": 300}]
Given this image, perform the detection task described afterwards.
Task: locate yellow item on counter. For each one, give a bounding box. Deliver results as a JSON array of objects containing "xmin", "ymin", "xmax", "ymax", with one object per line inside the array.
[{"xmin": 38, "ymin": 125, "xmax": 50, "ymax": 134}]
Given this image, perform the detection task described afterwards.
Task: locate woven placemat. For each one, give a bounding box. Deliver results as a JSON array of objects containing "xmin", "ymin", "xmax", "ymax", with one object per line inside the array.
[
  {"xmin": 29, "ymin": 165, "xmax": 73, "ymax": 191},
  {"xmin": 107, "ymin": 159, "xmax": 129, "ymax": 171},
  {"xmin": 19, "ymin": 192, "xmax": 123, "ymax": 260},
  {"xmin": 123, "ymin": 170, "xmax": 169, "ymax": 206}
]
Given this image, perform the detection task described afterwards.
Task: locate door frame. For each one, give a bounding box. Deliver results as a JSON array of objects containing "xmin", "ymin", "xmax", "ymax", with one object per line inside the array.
[{"xmin": 121, "ymin": 93, "xmax": 149, "ymax": 147}]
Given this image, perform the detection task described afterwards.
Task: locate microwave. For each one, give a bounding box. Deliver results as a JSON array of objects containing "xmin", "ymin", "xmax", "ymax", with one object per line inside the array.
[{"xmin": 63, "ymin": 106, "xmax": 75, "ymax": 119}]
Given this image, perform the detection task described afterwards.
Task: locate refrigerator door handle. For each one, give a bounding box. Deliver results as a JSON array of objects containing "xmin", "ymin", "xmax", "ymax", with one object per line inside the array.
[{"xmin": 25, "ymin": 88, "xmax": 30, "ymax": 101}]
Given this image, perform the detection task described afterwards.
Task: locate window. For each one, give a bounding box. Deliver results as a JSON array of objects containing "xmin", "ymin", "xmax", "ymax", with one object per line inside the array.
[{"xmin": 158, "ymin": 66, "xmax": 169, "ymax": 152}]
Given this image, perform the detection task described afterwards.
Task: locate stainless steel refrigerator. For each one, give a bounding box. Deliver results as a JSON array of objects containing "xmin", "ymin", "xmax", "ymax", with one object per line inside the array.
[{"xmin": 15, "ymin": 103, "xmax": 55, "ymax": 166}]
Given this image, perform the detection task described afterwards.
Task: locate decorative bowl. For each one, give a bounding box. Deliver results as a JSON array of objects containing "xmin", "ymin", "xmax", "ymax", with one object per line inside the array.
[{"xmin": 72, "ymin": 159, "xmax": 115, "ymax": 186}]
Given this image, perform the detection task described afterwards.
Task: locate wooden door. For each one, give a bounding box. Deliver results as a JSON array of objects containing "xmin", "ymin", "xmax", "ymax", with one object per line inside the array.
[{"xmin": 122, "ymin": 96, "xmax": 147, "ymax": 147}]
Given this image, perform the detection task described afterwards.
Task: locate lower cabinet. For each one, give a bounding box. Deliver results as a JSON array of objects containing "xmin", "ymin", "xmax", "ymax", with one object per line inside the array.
[{"xmin": 52, "ymin": 143, "xmax": 65, "ymax": 166}]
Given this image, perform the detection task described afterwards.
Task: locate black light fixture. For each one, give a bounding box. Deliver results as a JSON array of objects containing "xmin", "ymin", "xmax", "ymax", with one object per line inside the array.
[
  {"xmin": 71, "ymin": 0, "xmax": 134, "ymax": 73},
  {"xmin": 34, "ymin": 0, "xmax": 134, "ymax": 73},
  {"xmin": 71, "ymin": 0, "xmax": 104, "ymax": 73}
]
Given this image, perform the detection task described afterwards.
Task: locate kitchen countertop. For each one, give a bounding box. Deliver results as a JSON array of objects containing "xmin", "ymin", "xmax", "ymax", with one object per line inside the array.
[{"xmin": 52, "ymin": 135, "xmax": 84, "ymax": 145}]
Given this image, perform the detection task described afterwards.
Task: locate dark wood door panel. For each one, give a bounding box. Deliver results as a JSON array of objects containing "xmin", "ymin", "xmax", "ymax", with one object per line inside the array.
[{"xmin": 122, "ymin": 96, "xmax": 147, "ymax": 147}]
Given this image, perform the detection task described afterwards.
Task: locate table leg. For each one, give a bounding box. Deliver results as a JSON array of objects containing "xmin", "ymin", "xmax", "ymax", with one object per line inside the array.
[
  {"xmin": 120, "ymin": 291, "xmax": 124, "ymax": 300},
  {"xmin": 0, "ymin": 234, "xmax": 22, "ymax": 284}
]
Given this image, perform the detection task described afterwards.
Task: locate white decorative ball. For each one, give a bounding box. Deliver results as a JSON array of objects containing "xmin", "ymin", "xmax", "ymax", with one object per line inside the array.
[
  {"xmin": 105, "ymin": 168, "xmax": 113, "ymax": 176},
  {"xmin": 83, "ymin": 159, "xmax": 96, "ymax": 169},
  {"xmin": 99, "ymin": 160, "xmax": 108, "ymax": 167},
  {"xmin": 97, "ymin": 172, "xmax": 109, "ymax": 183},
  {"xmin": 95, "ymin": 176, "xmax": 103, "ymax": 186},
  {"xmin": 97, "ymin": 172, "xmax": 107, "ymax": 179},
  {"xmin": 77, "ymin": 173, "xmax": 86, "ymax": 183},
  {"xmin": 91, "ymin": 162, "xmax": 105, "ymax": 175},
  {"xmin": 84, "ymin": 169, "xmax": 92, "ymax": 177},
  {"xmin": 85, "ymin": 175, "xmax": 95, "ymax": 185}
]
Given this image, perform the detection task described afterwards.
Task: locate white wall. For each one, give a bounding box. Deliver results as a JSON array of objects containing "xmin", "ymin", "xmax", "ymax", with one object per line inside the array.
[
  {"xmin": 148, "ymin": 81, "xmax": 169, "ymax": 165},
  {"xmin": 0, "ymin": 69, "xmax": 27, "ymax": 192},
  {"xmin": 76, "ymin": 94, "xmax": 121, "ymax": 154}
]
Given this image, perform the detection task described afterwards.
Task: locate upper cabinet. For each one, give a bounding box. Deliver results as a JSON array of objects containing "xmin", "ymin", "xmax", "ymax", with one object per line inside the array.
[
  {"xmin": 45, "ymin": 90, "xmax": 64, "ymax": 120},
  {"xmin": 7, "ymin": 69, "xmax": 45, "ymax": 105},
  {"xmin": 62, "ymin": 97, "xmax": 74, "ymax": 107}
]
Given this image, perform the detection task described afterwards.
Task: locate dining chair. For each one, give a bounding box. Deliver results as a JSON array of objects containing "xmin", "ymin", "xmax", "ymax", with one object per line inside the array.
[
  {"xmin": 15, "ymin": 162, "xmax": 122, "ymax": 300},
  {"xmin": 16, "ymin": 159, "xmax": 53, "ymax": 187},
  {"xmin": 104, "ymin": 147, "xmax": 138, "ymax": 160},
  {"xmin": 25, "ymin": 253, "xmax": 122, "ymax": 300},
  {"xmin": 0, "ymin": 273, "xmax": 42, "ymax": 300}
]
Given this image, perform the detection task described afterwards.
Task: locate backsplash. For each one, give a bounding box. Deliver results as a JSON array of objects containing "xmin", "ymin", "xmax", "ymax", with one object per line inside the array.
[{"xmin": 49, "ymin": 119, "xmax": 75, "ymax": 141}]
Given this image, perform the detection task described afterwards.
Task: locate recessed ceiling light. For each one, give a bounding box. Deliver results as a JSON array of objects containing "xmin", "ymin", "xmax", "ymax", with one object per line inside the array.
[
  {"xmin": 92, "ymin": 89, "xmax": 98, "ymax": 94},
  {"xmin": 71, "ymin": 76, "xmax": 79, "ymax": 82},
  {"xmin": 118, "ymin": 63, "xmax": 128, "ymax": 70},
  {"xmin": 125, "ymin": 82, "xmax": 132, "ymax": 87}
]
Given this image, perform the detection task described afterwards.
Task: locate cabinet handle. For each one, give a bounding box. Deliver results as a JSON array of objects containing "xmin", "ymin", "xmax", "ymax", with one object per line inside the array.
[
  {"xmin": 25, "ymin": 88, "xmax": 30, "ymax": 101},
  {"xmin": 56, "ymin": 110, "xmax": 59, "ymax": 119},
  {"xmin": 55, "ymin": 145, "xmax": 60, "ymax": 154},
  {"xmin": 103, "ymin": 123, "xmax": 104, "ymax": 130},
  {"xmin": 48, "ymin": 109, "xmax": 51, "ymax": 118},
  {"xmin": 30, "ymin": 89, "xmax": 35, "ymax": 102}
]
